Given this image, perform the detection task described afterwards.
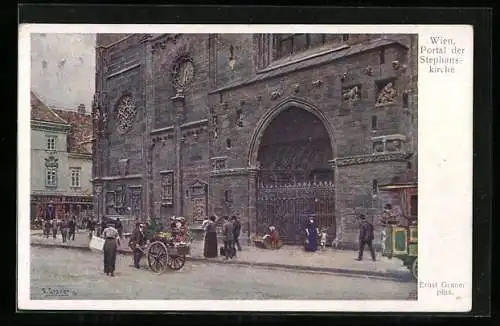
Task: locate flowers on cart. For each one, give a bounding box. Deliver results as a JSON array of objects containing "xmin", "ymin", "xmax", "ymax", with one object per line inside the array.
[{"xmin": 164, "ymin": 216, "xmax": 193, "ymax": 243}]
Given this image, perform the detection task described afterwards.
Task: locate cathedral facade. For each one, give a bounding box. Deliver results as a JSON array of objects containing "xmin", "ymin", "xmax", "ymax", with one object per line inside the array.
[{"xmin": 92, "ymin": 33, "xmax": 418, "ymax": 247}]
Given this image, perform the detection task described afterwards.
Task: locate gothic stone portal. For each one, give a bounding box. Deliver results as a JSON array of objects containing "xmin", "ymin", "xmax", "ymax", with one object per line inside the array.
[{"xmin": 256, "ymin": 107, "xmax": 335, "ymax": 244}]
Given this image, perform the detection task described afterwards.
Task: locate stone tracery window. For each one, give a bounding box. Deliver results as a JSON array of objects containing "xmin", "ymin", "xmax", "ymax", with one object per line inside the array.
[
  {"xmin": 160, "ymin": 171, "xmax": 174, "ymax": 206},
  {"xmin": 115, "ymin": 95, "xmax": 137, "ymax": 134},
  {"xmin": 275, "ymin": 34, "xmax": 350, "ymax": 60}
]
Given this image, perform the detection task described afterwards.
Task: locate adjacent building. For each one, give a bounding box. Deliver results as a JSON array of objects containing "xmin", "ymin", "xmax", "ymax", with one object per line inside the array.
[
  {"xmin": 92, "ymin": 33, "xmax": 418, "ymax": 247},
  {"xmin": 31, "ymin": 92, "xmax": 93, "ymax": 222}
]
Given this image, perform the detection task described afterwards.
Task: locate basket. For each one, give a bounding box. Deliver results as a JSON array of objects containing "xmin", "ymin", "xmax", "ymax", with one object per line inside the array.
[{"xmin": 89, "ymin": 236, "xmax": 105, "ymax": 251}]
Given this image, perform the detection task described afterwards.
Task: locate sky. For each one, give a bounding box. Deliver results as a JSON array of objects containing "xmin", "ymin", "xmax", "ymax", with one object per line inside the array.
[{"xmin": 30, "ymin": 33, "xmax": 96, "ymax": 112}]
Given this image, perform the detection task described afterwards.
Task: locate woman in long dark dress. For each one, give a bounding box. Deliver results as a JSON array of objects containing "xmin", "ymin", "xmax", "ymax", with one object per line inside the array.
[
  {"xmin": 102, "ymin": 223, "xmax": 120, "ymax": 276},
  {"xmin": 203, "ymin": 216, "xmax": 218, "ymax": 258},
  {"xmin": 304, "ymin": 216, "xmax": 319, "ymax": 252}
]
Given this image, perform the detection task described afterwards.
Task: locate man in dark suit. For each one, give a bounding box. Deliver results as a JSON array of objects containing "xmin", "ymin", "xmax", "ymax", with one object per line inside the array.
[
  {"xmin": 68, "ymin": 216, "xmax": 76, "ymax": 241},
  {"xmin": 231, "ymin": 216, "xmax": 242, "ymax": 251},
  {"xmin": 129, "ymin": 222, "xmax": 147, "ymax": 269},
  {"xmin": 356, "ymin": 214, "xmax": 376, "ymax": 261},
  {"xmin": 222, "ymin": 216, "xmax": 235, "ymax": 260}
]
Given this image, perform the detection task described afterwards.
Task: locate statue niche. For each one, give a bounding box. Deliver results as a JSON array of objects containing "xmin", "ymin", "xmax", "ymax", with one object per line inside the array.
[
  {"xmin": 189, "ymin": 179, "xmax": 208, "ymax": 223},
  {"xmin": 376, "ymin": 81, "xmax": 397, "ymax": 106},
  {"xmin": 386, "ymin": 139, "xmax": 402, "ymax": 152},
  {"xmin": 342, "ymin": 85, "xmax": 361, "ymax": 105}
]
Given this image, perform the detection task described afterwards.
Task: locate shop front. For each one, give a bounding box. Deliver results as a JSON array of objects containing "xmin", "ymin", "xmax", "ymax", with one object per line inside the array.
[{"xmin": 31, "ymin": 194, "xmax": 93, "ymax": 224}]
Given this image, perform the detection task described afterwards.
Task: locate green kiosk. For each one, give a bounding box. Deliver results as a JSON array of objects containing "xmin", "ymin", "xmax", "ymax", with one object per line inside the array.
[{"xmin": 379, "ymin": 182, "xmax": 418, "ymax": 280}]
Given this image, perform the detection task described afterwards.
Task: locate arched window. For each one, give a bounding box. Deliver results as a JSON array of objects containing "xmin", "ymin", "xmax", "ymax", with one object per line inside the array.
[{"xmin": 371, "ymin": 115, "xmax": 378, "ymax": 130}]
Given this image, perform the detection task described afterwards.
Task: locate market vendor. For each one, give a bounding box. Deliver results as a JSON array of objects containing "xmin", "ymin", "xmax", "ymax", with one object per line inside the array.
[{"xmin": 129, "ymin": 222, "xmax": 147, "ymax": 269}]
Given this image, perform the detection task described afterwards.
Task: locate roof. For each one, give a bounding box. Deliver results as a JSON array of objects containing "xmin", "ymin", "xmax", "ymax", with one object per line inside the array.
[
  {"xmin": 210, "ymin": 38, "xmax": 408, "ymax": 94},
  {"xmin": 30, "ymin": 92, "xmax": 69, "ymax": 125},
  {"xmin": 52, "ymin": 109, "xmax": 93, "ymax": 155}
]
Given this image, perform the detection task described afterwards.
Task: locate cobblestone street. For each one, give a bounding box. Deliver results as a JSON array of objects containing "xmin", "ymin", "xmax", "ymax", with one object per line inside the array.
[
  {"xmin": 31, "ymin": 247, "xmax": 416, "ymax": 300},
  {"xmin": 31, "ymin": 231, "xmax": 412, "ymax": 278}
]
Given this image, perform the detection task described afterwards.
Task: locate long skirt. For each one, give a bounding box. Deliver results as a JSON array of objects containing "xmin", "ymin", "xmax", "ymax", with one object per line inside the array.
[
  {"xmin": 103, "ymin": 238, "xmax": 117, "ymax": 274},
  {"xmin": 305, "ymin": 233, "xmax": 318, "ymax": 252},
  {"xmin": 203, "ymin": 232, "xmax": 218, "ymax": 258}
]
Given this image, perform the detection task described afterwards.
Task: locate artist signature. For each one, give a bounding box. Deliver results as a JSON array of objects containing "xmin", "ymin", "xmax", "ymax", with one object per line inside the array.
[{"xmin": 40, "ymin": 287, "xmax": 78, "ymax": 297}]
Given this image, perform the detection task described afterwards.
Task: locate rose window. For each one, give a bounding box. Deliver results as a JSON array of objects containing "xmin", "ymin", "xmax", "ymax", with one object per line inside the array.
[{"xmin": 116, "ymin": 96, "xmax": 137, "ymax": 134}]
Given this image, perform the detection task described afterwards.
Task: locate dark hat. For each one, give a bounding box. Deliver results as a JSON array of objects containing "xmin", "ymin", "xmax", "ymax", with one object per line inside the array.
[{"xmin": 359, "ymin": 214, "xmax": 367, "ymax": 220}]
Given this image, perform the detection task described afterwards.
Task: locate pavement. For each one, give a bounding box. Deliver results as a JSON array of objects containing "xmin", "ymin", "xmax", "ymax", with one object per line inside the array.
[
  {"xmin": 31, "ymin": 246, "xmax": 417, "ymax": 300},
  {"xmin": 30, "ymin": 230, "xmax": 412, "ymax": 281}
]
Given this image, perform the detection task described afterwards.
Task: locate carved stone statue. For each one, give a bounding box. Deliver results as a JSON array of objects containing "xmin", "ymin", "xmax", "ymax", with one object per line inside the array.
[
  {"xmin": 215, "ymin": 159, "xmax": 226, "ymax": 169},
  {"xmin": 386, "ymin": 140, "xmax": 402, "ymax": 152},
  {"xmin": 342, "ymin": 86, "xmax": 360, "ymax": 104},
  {"xmin": 376, "ymin": 82, "xmax": 397, "ymax": 106},
  {"xmin": 373, "ymin": 142, "xmax": 384, "ymax": 153},
  {"xmin": 270, "ymin": 89, "xmax": 282, "ymax": 100}
]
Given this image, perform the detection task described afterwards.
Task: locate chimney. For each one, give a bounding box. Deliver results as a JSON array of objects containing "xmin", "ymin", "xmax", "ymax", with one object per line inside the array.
[{"xmin": 77, "ymin": 104, "xmax": 86, "ymax": 114}]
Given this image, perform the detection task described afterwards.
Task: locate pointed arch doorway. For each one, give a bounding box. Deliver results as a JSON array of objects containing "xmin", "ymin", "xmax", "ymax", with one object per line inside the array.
[{"xmin": 250, "ymin": 102, "xmax": 336, "ymax": 244}]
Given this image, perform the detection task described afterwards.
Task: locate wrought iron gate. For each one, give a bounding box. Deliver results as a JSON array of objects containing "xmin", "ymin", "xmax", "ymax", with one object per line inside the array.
[{"xmin": 256, "ymin": 180, "xmax": 335, "ymax": 244}]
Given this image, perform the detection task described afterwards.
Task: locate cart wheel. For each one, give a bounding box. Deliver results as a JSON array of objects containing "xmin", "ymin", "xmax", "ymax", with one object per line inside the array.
[
  {"xmin": 167, "ymin": 255, "xmax": 186, "ymax": 270},
  {"xmin": 411, "ymin": 258, "xmax": 418, "ymax": 280},
  {"xmin": 148, "ymin": 241, "xmax": 168, "ymax": 273}
]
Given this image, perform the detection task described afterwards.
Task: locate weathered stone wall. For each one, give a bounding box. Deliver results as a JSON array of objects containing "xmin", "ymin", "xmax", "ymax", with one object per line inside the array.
[
  {"xmin": 152, "ymin": 34, "xmax": 211, "ymax": 128},
  {"xmin": 94, "ymin": 34, "xmax": 148, "ymax": 221},
  {"xmin": 215, "ymin": 34, "xmax": 255, "ymax": 88},
  {"xmin": 209, "ymin": 172, "xmax": 250, "ymax": 236},
  {"xmin": 335, "ymin": 160, "xmax": 409, "ymax": 249},
  {"xmin": 96, "ymin": 34, "xmax": 134, "ymax": 48},
  {"xmin": 94, "ymin": 33, "xmax": 418, "ymax": 246}
]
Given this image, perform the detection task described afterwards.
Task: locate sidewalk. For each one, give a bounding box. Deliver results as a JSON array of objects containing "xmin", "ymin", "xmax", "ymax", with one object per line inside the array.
[{"xmin": 30, "ymin": 231, "xmax": 412, "ymax": 280}]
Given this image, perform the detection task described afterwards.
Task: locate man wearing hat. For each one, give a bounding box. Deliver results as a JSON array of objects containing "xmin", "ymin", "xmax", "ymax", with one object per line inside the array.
[
  {"xmin": 221, "ymin": 216, "xmax": 235, "ymax": 260},
  {"xmin": 129, "ymin": 222, "xmax": 147, "ymax": 269},
  {"xmin": 102, "ymin": 222, "xmax": 120, "ymax": 276},
  {"xmin": 356, "ymin": 214, "xmax": 376, "ymax": 261}
]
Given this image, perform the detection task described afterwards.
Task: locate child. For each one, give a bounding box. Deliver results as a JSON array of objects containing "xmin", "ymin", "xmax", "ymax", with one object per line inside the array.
[
  {"xmin": 268, "ymin": 226, "xmax": 280, "ymax": 249},
  {"xmin": 320, "ymin": 227, "xmax": 328, "ymax": 250}
]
